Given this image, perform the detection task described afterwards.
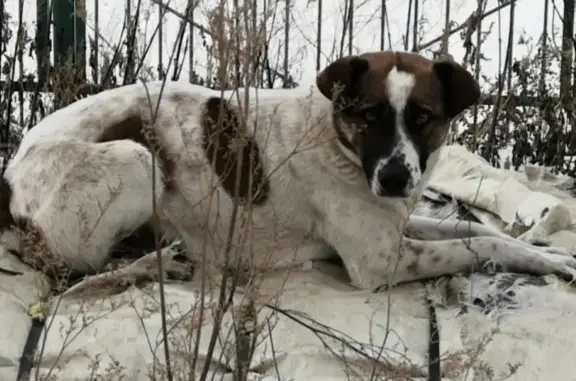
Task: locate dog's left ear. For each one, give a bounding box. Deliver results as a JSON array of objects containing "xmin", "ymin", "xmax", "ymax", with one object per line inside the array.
[
  {"xmin": 316, "ymin": 56, "xmax": 370, "ymax": 112},
  {"xmin": 433, "ymin": 59, "xmax": 480, "ymax": 118}
]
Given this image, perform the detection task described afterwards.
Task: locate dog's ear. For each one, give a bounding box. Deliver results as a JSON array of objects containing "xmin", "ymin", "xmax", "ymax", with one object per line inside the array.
[
  {"xmin": 433, "ymin": 59, "xmax": 480, "ymax": 118},
  {"xmin": 316, "ymin": 56, "xmax": 370, "ymax": 112}
]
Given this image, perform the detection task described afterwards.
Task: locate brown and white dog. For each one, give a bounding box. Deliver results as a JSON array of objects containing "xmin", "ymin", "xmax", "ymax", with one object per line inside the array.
[{"xmin": 1, "ymin": 50, "xmax": 576, "ymax": 290}]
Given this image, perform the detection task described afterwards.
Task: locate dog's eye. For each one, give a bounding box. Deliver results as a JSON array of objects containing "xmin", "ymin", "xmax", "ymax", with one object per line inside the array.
[
  {"xmin": 362, "ymin": 104, "xmax": 386, "ymax": 121},
  {"xmin": 363, "ymin": 109, "xmax": 377, "ymax": 121},
  {"xmin": 415, "ymin": 111, "xmax": 430, "ymax": 125},
  {"xmin": 356, "ymin": 124, "xmax": 368, "ymax": 134}
]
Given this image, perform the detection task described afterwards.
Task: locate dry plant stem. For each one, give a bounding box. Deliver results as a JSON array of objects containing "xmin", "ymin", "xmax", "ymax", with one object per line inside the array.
[
  {"xmin": 186, "ymin": 6, "xmax": 206, "ymax": 380},
  {"xmin": 151, "ymin": 135, "xmax": 172, "ymax": 381},
  {"xmin": 441, "ymin": 0, "xmax": 450, "ymax": 55},
  {"xmin": 151, "ymin": 0, "xmax": 291, "ymax": 84},
  {"xmin": 198, "ymin": 199, "xmax": 239, "ymax": 381},
  {"xmin": 264, "ymin": 303, "xmax": 413, "ymax": 371},
  {"xmin": 16, "ymin": 0, "xmax": 24, "ymax": 129},
  {"xmin": 338, "ymin": 0, "xmax": 353, "ymax": 57},
  {"xmin": 191, "ymin": 199, "xmax": 212, "ymax": 378},
  {"xmin": 100, "ymin": 25, "xmax": 128, "ymax": 88},
  {"xmin": 34, "ymin": 293, "xmax": 65, "ymax": 381},
  {"xmin": 482, "ymin": 1, "xmax": 514, "ymax": 161},
  {"xmin": 266, "ymin": 317, "xmax": 282, "ymax": 380},
  {"xmin": 169, "ymin": 0, "xmax": 196, "ymax": 81},
  {"xmin": 26, "ymin": 0, "xmax": 54, "ymax": 129},
  {"xmin": 411, "ymin": 0, "xmax": 418, "ymax": 52},
  {"xmin": 2, "ymin": 0, "xmax": 24, "ymax": 153},
  {"xmin": 199, "ymin": 80, "xmax": 246, "ymax": 381},
  {"xmin": 404, "ymin": 0, "xmax": 412, "ymax": 51},
  {"xmin": 158, "ymin": 1, "xmax": 164, "ymax": 80},
  {"xmin": 200, "ymin": 19, "xmax": 239, "ymax": 381},
  {"xmin": 189, "ymin": 3, "xmax": 235, "ymax": 375},
  {"xmin": 233, "ymin": 7, "xmax": 261, "ymax": 378},
  {"xmin": 417, "ymin": 0, "xmax": 514, "ymax": 51},
  {"xmin": 234, "ymin": 298, "xmax": 256, "ymax": 381},
  {"xmin": 206, "ymin": 4, "xmax": 266, "ymax": 378},
  {"xmin": 141, "ymin": 41, "xmax": 184, "ymax": 378},
  {"xmin": 348, "ymin": 0, "xmax": 353, "ymax": 55},
  {"xmin": 540, "ymin": 0, "xmax": 550, "ymax": 97},
  {"xmin": 317, "ymin": 0, "xmax": 323, "ymax": 70},
  {"xmin": 471, "ymin": 0, "xmax": 485, "ymax": 151},
  {"xmin": 123, "ymin": 0, "xmax": 143, "ymax": 84},
  {"xmin": 283, "ymin": 0, "xmax": 290, "ymax": 87}
]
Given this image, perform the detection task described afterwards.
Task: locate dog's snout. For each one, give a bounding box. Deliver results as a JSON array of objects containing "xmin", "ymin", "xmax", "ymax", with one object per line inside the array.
[
  {"xmin": 371, "ymin": 157, "xmax": 416, "ymax": 198},
  {"xmin": 378, "ymin": 164, "xmax": 410, "ymax": 195}
]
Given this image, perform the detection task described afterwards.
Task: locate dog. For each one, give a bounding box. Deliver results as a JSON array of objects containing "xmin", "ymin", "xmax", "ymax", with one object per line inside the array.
[{"xmin": 2, "ymin": 50, "xmax": 576, "ymax": 291}]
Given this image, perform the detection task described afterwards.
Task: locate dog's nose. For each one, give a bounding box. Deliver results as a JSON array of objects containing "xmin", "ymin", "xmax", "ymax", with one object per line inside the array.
[{"xmin": 377, "ymin": 161, "xmax": 411, "ymax": 197}]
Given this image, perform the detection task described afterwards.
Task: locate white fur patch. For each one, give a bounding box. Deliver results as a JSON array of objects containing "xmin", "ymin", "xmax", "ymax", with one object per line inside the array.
[
  {"xmin": 370, "ymin": 160, "xmax": 385, "ymax": 195},
  {"xmin": 370, "ymin": 66, "xmax": 421, "ymax": 196}
]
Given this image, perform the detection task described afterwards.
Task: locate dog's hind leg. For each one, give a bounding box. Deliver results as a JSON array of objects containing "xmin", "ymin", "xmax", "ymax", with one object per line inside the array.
[{"xmin": 16, "ymin": 139, "xmax": 167, "ymax": 276}]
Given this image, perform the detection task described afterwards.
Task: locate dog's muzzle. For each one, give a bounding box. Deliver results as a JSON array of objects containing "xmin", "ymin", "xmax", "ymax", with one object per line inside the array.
[{"xmin": 372, "ymin": 156, "xmax": 416, "ymax": 198}]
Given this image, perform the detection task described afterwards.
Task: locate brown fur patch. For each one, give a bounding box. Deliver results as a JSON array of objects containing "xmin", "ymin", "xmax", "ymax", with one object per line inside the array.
[
  {"xmin": 96, "ymin": 115, "xmax": 176, "ymax": 191},
  {"xmin": 201, "ymin": 97, "xmax": 270, "ymax": 205}
]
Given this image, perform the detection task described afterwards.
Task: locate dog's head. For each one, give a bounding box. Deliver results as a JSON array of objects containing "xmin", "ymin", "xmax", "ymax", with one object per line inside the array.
[{"xmin": 316, "ymin": 51, "xmax": 480, "ymax": 198}]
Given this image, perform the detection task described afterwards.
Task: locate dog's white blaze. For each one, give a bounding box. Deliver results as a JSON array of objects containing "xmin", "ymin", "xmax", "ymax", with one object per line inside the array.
[
  {"xmin": 370, "ymin": 160, "xmax": 385, "ymax": 195},
  {"xmin": 370, "ymin": 66, "xmax": 421, "ymax": 195}
]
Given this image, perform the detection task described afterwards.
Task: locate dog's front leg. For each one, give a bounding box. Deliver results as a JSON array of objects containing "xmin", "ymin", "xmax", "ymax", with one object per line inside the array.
[
  {"xmin": 380, "ymin": 236, "xmax": 576, "ymax": 287},
  {"xmin": 329, "ymin": 219, "xmax": 576, "ymax": 289},
  {"xmin": 319, "ymin": 196, "xmax": 576, "ymax": 289}
]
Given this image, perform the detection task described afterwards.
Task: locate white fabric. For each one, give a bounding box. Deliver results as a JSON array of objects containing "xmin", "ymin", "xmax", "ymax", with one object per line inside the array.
[
  {"xmin": 5, "ymin": 144, "xmax": 576, "ymax": 380},
  {"xmin": 427, "ymin": 144, "xmax": 576, "ymax": 247}
]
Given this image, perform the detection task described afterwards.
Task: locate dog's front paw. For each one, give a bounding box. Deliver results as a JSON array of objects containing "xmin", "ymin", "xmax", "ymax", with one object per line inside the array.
[
  {"xmin": 164, "ymin": 258, "xmax": 194, "ymax": 281},
  {"xmin": 372, "ymin": 284, "xmax": 388, "ymax": 293},
  {"xmin": 538, "ymin": 251, "xmax": 576, "ymax": 284},
  {"xmin": 526, "ymin": 237, "xmax": 552, "ymax": 247},
  {"xmin": 522, "ymin": 235, "xmax": 576, "ymax": 258},
  {"xmin": 528, "ymin": 240, "xmax": 574, "ymax": 257}
]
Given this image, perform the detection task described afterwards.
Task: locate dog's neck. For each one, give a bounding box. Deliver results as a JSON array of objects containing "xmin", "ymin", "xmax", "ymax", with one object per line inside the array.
[{"xmin": 331, "ymin": 115, "xmax": 363, "ymax": 167}]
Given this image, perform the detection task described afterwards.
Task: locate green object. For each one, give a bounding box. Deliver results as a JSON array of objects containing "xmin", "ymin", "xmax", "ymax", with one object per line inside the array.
[{"xmin": 52, "ymin": 0, "xmax": 86, "ymax": 82}]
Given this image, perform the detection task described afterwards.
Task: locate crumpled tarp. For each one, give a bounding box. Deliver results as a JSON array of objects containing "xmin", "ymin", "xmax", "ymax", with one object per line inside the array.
[{"xmin": 4, "ymin": 144, "xmax": 576, "ymax": 381}]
